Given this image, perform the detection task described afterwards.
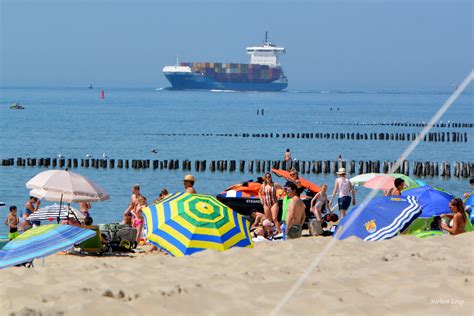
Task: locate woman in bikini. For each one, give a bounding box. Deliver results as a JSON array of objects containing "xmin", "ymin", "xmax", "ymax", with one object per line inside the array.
[
  {"xmin": 441, "ymin": 198, "xmax": 467, "ymax": 235},
  {"xmin": 258, "ymin": 172, "xmax": 282, "ymax": 234}
]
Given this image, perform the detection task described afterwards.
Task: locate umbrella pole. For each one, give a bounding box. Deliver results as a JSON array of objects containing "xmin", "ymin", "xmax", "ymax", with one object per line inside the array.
[
  {"xmin": 58, "ymin": 194, "xmax": 63, "ymax": 224},
  {"xmin": 69, "ymin": 203, "xmax": 81, "ymax": 225}
]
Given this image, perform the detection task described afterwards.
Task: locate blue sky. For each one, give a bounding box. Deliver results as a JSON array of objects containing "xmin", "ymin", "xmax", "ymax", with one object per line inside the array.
[{"xmin": 1, "ymin": 0, "xmax": 472, "ymax": 90}]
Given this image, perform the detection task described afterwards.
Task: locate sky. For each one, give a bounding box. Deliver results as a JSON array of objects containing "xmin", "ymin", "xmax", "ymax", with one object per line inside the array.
[{"xmin": 0, "ymin": 0, "xmax": 472, "ymax": 90}]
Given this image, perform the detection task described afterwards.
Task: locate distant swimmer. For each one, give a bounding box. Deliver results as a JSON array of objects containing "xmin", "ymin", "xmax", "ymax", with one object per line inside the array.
[
  {"xmin": 150, "ymin": 149, "xmax": 157, "ymax": 154},
  {"xmin": 86, "ymin": 154, "xmax": 92, "ymax": 158},
  {"xmin": 102, "ymin": 153, "xmax": 108, "ymax": 159},
  {"xmin": 261, "ymin": 109, "xmax": 264, "ymax": 115},
  {"xmin": 58, "ymin": 154, "xmax": 64, "ymax": 158}
]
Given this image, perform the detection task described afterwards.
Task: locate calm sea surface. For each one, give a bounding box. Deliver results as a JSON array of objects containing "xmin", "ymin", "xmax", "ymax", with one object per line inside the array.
[{"xmin": 0, "ymin": 87, "xmax": 472, "ymax": 236}]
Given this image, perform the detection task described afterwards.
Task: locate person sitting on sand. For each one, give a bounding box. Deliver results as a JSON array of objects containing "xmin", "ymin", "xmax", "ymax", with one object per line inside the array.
[
  {"xmin": 5, "ymin": 205, "xmax": 19, "ymax": 240},
  {"xmin": 250, "ymin": 210, "xmax": 267, "ymax": 229},
  {"xmin": 384, "ymin": 178, "xmax": 405, "ymax": 196},
  {"xmin": 123, "ymin": 184, "xmax": 140, "ymax": 220},
  {"xmin": 183, "ymin": 175, "xmax": 197, "ymax": 194},
  {"xmin": 440, "ymin": 198, "xmax": 467, "ymax": 235},
  {"xmin": 310, "ymin": 184, "xmax": 331, "ymax": 223},
  {"xmin": 79, "ymin": 201, "xmax": 92, "ymax": 218},
  {"xmin": 286, "ymin": 183, "xmax": 306, "ymax": 239}
]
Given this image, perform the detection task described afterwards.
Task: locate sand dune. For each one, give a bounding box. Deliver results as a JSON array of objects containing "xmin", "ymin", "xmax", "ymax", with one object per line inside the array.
[{"xmin": 1, "ymin": 233, "xmax": 473, "ymax": 316}]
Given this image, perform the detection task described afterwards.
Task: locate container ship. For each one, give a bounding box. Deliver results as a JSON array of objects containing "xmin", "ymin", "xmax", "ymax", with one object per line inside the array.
[{"xmin": 162, "ymin": 32, "xmax": 288, "ymax": 91}]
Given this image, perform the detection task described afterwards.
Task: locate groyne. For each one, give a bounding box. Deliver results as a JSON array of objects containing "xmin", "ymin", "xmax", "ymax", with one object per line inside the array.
[{"xmin": 2, "ymin": 157, "xmax": 473, "ymax": 178}]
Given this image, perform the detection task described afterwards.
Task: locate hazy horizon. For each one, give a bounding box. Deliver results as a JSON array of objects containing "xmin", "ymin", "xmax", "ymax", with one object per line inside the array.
[{"xmin": 1, "ymin": 0, "xmax": 472, "ymax": 90}]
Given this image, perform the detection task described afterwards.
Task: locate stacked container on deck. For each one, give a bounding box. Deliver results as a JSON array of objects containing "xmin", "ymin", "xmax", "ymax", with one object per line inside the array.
[{"xmin": 181, "ymin": 62, "xmax": 281, "ymax": 83}]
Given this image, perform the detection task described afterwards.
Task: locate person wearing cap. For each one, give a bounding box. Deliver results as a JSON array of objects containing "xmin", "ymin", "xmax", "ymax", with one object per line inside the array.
[
  {"xmin": 183, "ymin": 175, "xmax": 196, "ymax": 194},
  {"xmin": 329, "ymin": 168, "xmax": 356, "ymax": 219}
]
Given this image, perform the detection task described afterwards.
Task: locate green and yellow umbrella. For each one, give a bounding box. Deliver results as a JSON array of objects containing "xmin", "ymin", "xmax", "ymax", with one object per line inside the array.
[{"xmin": 142, "ymin": 192, "xmax": 253, "ymax": 257}]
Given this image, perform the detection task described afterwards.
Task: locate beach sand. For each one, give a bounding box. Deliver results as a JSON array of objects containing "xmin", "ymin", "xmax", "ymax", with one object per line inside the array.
[{"xmin": 1, "ymin": 233, "xmax": 472, "ymax": 316}]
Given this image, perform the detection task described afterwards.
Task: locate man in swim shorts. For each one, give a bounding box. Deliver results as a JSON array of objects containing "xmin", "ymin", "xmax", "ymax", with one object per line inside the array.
[{"xmin": 285, "ymin": 183, "xmax": 306, "ymax": 239}]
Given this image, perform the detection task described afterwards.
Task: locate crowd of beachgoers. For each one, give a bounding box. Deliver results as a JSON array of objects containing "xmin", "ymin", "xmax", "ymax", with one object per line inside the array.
[{"xmin": 5, "ymin": 164, "xmax": 473, "ymax": 247}]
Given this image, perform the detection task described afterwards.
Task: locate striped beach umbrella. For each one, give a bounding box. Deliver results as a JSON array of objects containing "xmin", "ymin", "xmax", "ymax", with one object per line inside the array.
[
  {"xmin": 142, "ymin": 192, "xmax": 253, "ymax": 257},
  {"xmin": 334, "ymin": 196, "xmax": 422, "ymax": 241},
  {"xmin": 0, "ymin": 224, "xmax": 95, "ymax": 269}
]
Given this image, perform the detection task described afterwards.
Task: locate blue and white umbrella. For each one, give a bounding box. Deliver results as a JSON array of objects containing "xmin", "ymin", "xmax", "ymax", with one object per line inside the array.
[
  {"xmin": 0, "ymin": 224, "xmax": 95, "ymax": 269},
  {"xmin": 401, "ymin": 185, "xmax": 453, "ymax": 218},
  {"xmin": 334, "ymin": 196, "xmax": 422, "ymax": 241}
]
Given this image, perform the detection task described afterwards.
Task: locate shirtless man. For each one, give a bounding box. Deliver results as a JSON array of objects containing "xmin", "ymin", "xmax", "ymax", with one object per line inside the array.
[
  {"xmin": 384, "ymin": 178, "xmax": 405, "ymax": 196},
  {"xmin": 183, "ymin": 175, "xmax": 197, "ymax": 194},
  {"xmin": 285, "ymin": 183, "xmax": 306, "ymax": 239}
]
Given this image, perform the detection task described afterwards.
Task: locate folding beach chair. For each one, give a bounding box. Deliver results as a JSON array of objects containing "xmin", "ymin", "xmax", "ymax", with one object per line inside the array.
[{"xmin": 78, "ymin": 226, "xmax": 109, "ymax": 255}]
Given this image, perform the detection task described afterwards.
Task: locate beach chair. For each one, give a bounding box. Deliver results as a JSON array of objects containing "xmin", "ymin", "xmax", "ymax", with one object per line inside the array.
[{"xmin": 78, "ymin": 226, "xmax": 109, "ymax": 255}]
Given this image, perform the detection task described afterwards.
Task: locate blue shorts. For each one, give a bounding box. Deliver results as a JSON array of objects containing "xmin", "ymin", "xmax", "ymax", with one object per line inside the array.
[{"xmin": 338, "ymin": 196, "xmax": 351, "ymax": 210}]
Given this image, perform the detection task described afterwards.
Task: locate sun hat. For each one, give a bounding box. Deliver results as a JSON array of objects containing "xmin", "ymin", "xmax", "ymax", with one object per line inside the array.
[
  {"xmin": 336, "ymin": 168, "xmax": 346, "ymax": 175},
  {"xmin": 184, "ymin": 174, "xmax": 195, "ymax": 182}
]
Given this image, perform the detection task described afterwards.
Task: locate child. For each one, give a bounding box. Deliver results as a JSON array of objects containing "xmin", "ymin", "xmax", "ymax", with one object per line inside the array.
[
  {"xmin": 5, "ymin": 206, "xmax": 19, "ymax": 240},
  {"xmin": 133, "ymin": 195, "xmax": 147, "ymax": 244},
  {"xmin": 310, "ymin": 184, "xmax": 331, "ymax": 222}
]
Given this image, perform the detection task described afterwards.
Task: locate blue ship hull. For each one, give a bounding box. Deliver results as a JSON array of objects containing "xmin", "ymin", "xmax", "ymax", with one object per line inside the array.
[{"xmin": 164, "ymin": 72, "xmax": 287, "ymax": 91}]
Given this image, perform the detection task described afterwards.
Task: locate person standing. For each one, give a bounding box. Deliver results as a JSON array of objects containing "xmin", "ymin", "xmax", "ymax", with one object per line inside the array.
[
  {"xmin": 183, "ymin": 175, "xmax": 197, "ymax": 194},
  {"xmin": 285, "ymin": 183, "xmax": 306, "ymax": 239},
  {"xmin": 258, "ymin": 172, "xmax": 282, "ymax": 234},
  {"xmin": 329, "ymin": 168, "xmax": 356, "ymax": 219},
  {"xmin": 287, "ymin": 168, "xmax": 304, "ymax": 197},
  {"xmin": 5, "ymin": 206, "xmax": 19, "ymax": 240},
  {"xmin": 123, "ymin": 184, "xmax": 140, "ymax": 218},
  {"xmin": 284, "ymin": 149, "xmax": 292, "ymax": 162}
]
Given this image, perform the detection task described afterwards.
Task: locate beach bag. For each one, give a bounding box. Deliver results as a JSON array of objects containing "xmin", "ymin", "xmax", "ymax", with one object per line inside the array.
[
  {"xmin": 99, "ymin": 223, "xmax": 137, "ymax": 251},
  {"xmin": 308, "ymin": 218, "xmax": 323, "ymax": 236}
]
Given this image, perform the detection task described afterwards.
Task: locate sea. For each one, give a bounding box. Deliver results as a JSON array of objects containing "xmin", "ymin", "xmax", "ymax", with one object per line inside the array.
[{"xmin": 0, "ymin": 87, "xmax": 472, "ymax": 236}]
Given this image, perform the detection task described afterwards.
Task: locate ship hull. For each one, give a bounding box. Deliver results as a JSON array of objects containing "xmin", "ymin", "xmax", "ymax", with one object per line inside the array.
[{"xmin": 164, "ymin": 72, "xmax": 287, "ymax": 91}]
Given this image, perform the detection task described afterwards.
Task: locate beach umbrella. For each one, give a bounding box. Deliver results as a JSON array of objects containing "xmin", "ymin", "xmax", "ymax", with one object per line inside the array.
[
  {"xmin": 142, "ymin": 192, "xmax": 253, "ymax": 257},
  {"xmin": 363, "ymin": 174, "xmax": 419, "ymax": 191},
  {"xmin": 389, "ymin": 174, "xmax": 419, "ymax": 188},
  {"xmin": 334, "ymin": 196, "xmax": 422, "ymax": 241},
  {"xmin": 26, "ymin": 170, "xmax": 109, "ymax": 203},
  {"xmin": 349, "ymin": 173, "xmax": 381, "ymax": 186},
  {"xmin": 465, "ymin": 193, "xmax": 474, "ymax": 208},
  {"xmin": 401, "ymin": 185, "xmax": 453, "ymax": 218},
  {"xmin": 26, "ymin": 170, "xmax": 109, "ymax": 222},
  {"xmin": 26, "ymin": 204, "xmax": 85, "ymax": 222},
  {"xmin": 0, "ymin": 224, "xmax": 95, "ymax": 269}
]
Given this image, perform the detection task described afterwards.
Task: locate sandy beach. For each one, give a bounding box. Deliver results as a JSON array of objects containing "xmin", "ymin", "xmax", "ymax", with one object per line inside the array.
[{"xmin": 1, "ymin": 232, "xmax": 472, "ymax": 316}]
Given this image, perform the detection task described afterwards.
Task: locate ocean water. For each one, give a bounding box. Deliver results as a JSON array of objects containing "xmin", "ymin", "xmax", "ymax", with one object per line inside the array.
[{"xmin": 0, "ymin": 87, "xmax": 472, "ymax": 236}]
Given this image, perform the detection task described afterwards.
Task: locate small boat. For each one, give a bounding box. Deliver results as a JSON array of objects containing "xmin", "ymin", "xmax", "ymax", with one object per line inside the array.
[
  {"xmin": 216, "ymin": 178, "xmax": 314, "ymax": 220},
  {"xmin": 10, "ymin": 103, "xmax": 25, "ymax": 110}
]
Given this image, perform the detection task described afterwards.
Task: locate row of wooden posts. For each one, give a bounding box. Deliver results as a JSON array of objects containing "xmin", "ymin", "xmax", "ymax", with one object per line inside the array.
[
  {"xmin": 2, "ymin": 157, "xmax": 473, "ymax": 178},
  {"xmin": 322, "ymin": 121, "xmax": 473, "ymax": 128},
  {"xmin": 151, "ymin": 131, "xmax": 469, "ymax": 142}
]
